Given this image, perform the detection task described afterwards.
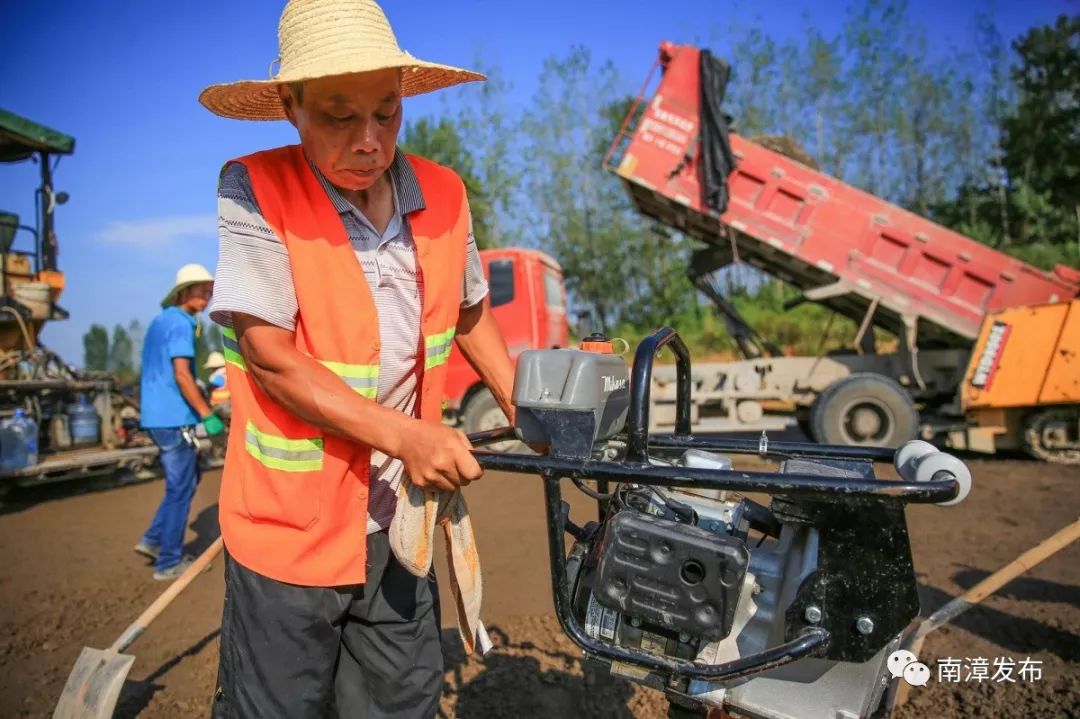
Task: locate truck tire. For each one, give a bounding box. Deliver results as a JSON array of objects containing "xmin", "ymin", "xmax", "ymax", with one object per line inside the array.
[
  {"xmin": 461, "ymin": 388, "xmax": 527, "ymax": 454},
  {"xmin": 1024, "ymin": 408, "xmax": 1080, "ymax": 465},
  {"xmin": 795, "ymin": 404, "xmax": 816, "ymax": 442},
  {"xmin": 810, "ymin": 373, "xmax": 918, "ymax": 447}
]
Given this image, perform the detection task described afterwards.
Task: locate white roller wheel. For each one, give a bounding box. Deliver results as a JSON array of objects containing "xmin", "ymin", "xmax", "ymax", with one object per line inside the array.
[
  {"xmin": 894, "ymin": 440, "xmax": 938, "ymax": 481},
  {"xmin": 914, "ymin": 451, "xmax": 971, "ymax": 507}
]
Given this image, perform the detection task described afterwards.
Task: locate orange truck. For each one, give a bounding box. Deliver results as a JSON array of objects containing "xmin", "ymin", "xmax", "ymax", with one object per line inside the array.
[
  {"xmin": 955, "ymin": 299, "xmax": 1079, "ymax": 463},
  {"xmin": 443, "ymin": 247, "xmax": 569, "ymax": 434}
]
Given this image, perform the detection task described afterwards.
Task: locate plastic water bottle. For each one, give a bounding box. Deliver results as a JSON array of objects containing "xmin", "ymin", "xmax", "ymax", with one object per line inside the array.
[
  {"xmin": 0, "ymin": 409, "xmax": 37, "ymax": 471},
  {"xmin": 0, "ymin": 424, "xmax": 20, "ymax": 472},
  {"xmin": 68, "ymin": 394, "xmax": 101, "ymax": 447},
  {"xmin": 12, "ymin": 408, "xmax": 38, "ymax": 466},
  {"xmin": 19, "ymin": 409, "xmax": 38, "ymax": 466}
]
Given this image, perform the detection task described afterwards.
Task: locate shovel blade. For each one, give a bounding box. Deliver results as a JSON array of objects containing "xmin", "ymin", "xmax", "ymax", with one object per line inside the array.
[{"xmin": 52, "ymin": 647, "xmax": 136, "ymax": 719}]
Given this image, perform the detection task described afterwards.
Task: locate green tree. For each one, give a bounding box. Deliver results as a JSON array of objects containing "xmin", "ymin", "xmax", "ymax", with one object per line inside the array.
[
  {"xmin": 82, "ymin": 324, "xmax": 109, "ymax": 372},
  {"xmin": 726, "ymin": 24, "xmax": 784, "ymax": 138},
  {"xmin": 799, "ymin": 23, "xmax": 849, "ymax": 176},
  {"xmin": 841, "ymin": 0, "xmax": 914, "ymax": 199},
  {"xmin": 594, "ymin": 98, "xmax": 699, "ymax": 330},
  {"xmin": 522, "ymin": 48, "xmax": 638, "ymax": 330},
  {"xmin": 400, "ymin": 116, "xmax": 496, "ymax": 249},
  {"xmin": 972, "ymin": 13, "xmax": 1015, "ymax": 241},
  {"xmin": 127, "ymin": 318, "xmax": 145, "ymax": 372},
  {"xmin": 933, "ymin": 14, "xmax": 1080, "ymax": 267},
  {"xmin": 107, "ymin": 323, "xmax": 135, "ymax": 383},
  {"xmin": 722, "ymin": 1, "xmax": 994, "ymax": 212},
  {"xmin": 451, "ymin": 59, "xmax": 524, "ymax": 248},
  {"xmin": 1002, "ymin": 14, "xmax": 1079, "ymax": 247},
  {"xmin": 522, "ymin": 49, "xmax": 699, "ymax": 332}
]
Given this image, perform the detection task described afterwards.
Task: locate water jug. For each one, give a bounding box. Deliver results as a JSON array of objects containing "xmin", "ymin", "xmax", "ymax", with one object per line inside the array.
[
  {"xmin": 68, "ymin": 394, "xmax": 101, "ymax": 447},
  {"xmin": 0, "ymin": 409, "xmax": 38, "ymax": 471},
  {"xmin": 0, "ymin": 425, "xmax": 23, "ymax": 472}
]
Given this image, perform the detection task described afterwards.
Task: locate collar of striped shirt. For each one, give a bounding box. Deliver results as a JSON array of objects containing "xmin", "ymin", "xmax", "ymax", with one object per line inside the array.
[{"xmin": 306, "ymin": 150, "xmax": 425, "ymax": 217}]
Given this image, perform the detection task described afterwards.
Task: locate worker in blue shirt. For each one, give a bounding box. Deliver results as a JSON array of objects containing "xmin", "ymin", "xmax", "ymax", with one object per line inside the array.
[{"xmin": 135, "ymin": 264, "xmax": 225, "ymax": 580}]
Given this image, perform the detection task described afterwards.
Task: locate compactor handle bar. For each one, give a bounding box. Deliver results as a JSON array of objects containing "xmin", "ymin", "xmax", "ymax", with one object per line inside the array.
[{"xmin": 471, "ymin": 326, "xmax": 962, "ymax": 505}]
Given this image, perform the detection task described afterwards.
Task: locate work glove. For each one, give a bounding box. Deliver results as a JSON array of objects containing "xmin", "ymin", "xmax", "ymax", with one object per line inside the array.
[
  {"xmin": 390, "ymin": 477, "xmax": 492, "ymax": 656},
  {"xmin": 202, "ymin": 413, "xmax": 225, "ymax": 437}
]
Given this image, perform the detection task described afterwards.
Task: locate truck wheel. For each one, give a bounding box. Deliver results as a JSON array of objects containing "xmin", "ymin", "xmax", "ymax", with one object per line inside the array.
[
  {"xmin": 1024, "ymin": 408, "xmax": 1080, "ymax": 465},
  {"xmin": 795, "ymin": 404, "xmax": 816, "ymax": 442},
  {"xmin": 811, "ymin": 373, "xmax": 918, "ymax": 447},
  {"xmin": 461, "ymin": 388, "xmax": 527, "ymax": 454}
]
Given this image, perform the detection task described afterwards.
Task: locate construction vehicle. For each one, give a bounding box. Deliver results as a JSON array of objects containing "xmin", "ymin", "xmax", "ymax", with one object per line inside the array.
[
  {"xmin": 951, "ymin": 299, "xmax": 1079, "ymax": 463},
  {"xmin": 444, "ymin": 247, "xmax": 569, "ymax": 445},
  {"xmin": 0, "ymin": 109, "xmax": 162, "ymax": 486},
  {"xmin": 605, "ymin": 42, "xmax": 1080, "ymax": 461}
]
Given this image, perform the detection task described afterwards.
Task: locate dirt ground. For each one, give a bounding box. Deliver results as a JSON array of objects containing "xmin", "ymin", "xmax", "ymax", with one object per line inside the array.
[{"xmin": 0, "ymin": 453, "xmax": 1077, "ymax": 718}]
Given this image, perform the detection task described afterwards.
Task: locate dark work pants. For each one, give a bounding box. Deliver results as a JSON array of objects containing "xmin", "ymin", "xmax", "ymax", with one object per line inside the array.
[{"xmin": 212, "ymin": 531, "xmax": 443, "ymax": 719}]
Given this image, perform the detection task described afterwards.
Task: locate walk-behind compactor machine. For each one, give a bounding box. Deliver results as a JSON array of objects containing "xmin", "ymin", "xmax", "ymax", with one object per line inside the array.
[{"xmin": 474, "ymin": 328, "xmax": 972, "ymax": 719}]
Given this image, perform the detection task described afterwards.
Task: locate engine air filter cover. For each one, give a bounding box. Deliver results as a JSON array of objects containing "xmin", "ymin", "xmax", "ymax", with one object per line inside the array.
[{"xmin": 594, "ymin": 510, "xmax": 749, "ymax": 641}]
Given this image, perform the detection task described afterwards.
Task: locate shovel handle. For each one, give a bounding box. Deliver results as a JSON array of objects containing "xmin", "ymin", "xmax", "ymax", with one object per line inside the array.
[
  {"xmin": 109, "ymin": 536, "xmax": 225, "ymax": 653},
  {"xmin": 909, "ymin": 515, "xmax": 1080, "ymax": 647}
]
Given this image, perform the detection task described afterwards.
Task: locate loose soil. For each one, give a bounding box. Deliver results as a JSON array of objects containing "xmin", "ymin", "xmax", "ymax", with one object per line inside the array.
[{"xmin": 0, "ymin": 454, "xmax": 1076, "ymax": 718}]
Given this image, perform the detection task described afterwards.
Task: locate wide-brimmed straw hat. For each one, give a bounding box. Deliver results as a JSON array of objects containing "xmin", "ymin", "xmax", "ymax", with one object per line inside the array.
[
  {"xmin": 199, "ymin": 0, "xmax": 486, "ymax": 121},
  {"xmin": 162, "ymin": 264, "xmax": 214, "ymax": 308}
]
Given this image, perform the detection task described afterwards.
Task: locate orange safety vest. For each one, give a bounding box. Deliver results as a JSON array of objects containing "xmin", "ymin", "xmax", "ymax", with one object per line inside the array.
[{"xmin": 217, "ymin": 145, "xmax": 469, "ymax": 586}]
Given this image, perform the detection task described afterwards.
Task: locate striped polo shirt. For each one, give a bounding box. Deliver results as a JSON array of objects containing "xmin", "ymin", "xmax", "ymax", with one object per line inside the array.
[{"xmin": 209, "ymin": 151, "xmax": 488, "ymax": 534}]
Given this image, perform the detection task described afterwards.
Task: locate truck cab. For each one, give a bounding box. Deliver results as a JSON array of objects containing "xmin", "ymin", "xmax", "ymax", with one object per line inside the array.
[{"xmin": 444, "ymin": 248, "xmax": 569, "ymax": 436}]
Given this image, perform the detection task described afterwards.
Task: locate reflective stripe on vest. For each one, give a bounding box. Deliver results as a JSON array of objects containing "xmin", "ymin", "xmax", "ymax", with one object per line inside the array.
[
  {"xmin": 424, "ymin": 327, "xmax": 456, "ymax": 370},
  {"xmin": 318, "ymin": 360, "xmax": 379, "ymax": 399},
  {"xmin": 221, "ymin": 329, "xmax": 378, "ymax": 398},
  {"xmin": 222, "ymin": 328, "xmax": 246, "ymax": 371},
  {"xmin": 245, "ymin": 421, "xmax": 324, "ymax": 473}
]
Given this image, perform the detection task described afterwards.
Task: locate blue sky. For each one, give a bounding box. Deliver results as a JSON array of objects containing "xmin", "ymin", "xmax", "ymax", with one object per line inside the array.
[{"xmin": 2, "ymin": 0, "xmax": 1072, "ymax": 365}]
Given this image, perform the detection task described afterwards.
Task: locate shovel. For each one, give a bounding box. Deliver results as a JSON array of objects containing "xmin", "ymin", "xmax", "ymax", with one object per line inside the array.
[
  {"xmin": 885, "ymin": 515, "xmax": 1080, "ymax": 711},
  {"xmin": 52, "ymin": 536, "xmax": 224, "ymax": 719}
]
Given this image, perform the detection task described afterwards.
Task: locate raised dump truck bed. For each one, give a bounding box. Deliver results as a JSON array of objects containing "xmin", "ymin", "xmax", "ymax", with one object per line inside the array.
[
  {"xmin": 606, "ymin": 43, "xmax": 1080, "ymax": 449},
  {"xmin": 607, "ymin": 43, "xmax": 1080, "ymax": 350}
]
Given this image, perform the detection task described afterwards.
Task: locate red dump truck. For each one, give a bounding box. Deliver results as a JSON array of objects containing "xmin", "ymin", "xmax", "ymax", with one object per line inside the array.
[
  {"xmin": 444, "ymin": 247, "xmax": 569, "ymax": 435},
  {"xmin": 606, "ymin": 42, "xmax": 1080, "ymax": 453}
]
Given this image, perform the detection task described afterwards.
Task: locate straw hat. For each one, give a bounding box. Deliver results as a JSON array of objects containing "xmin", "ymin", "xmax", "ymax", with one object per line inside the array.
[
  {"xmin": 204, "ymin": 351, "xmax": 227, "ymax": 370},
  {"xmin": 162, "ymin": 264, "xmax": 214, "ymax": 308},
  {"xmin": 199, "ymin": 0, "xmax": 485, "ymax": 121}
]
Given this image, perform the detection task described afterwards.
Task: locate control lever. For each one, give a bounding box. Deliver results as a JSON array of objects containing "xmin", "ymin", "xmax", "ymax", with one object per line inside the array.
[{"xmin": 561, "ymin": 501, "xmax": 596, "ymax": 542}]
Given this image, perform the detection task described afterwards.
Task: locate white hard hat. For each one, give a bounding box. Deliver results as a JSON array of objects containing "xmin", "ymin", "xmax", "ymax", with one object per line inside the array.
[{"xmin": 161, "ymin": 263, "xmax": 214, "ymax": 307}]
